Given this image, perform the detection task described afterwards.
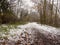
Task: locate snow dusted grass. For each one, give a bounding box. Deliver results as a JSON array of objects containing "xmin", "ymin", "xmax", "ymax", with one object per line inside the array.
[{"xmin": 0, "ymin": 24, "xmax": 17, "ymax": 38}]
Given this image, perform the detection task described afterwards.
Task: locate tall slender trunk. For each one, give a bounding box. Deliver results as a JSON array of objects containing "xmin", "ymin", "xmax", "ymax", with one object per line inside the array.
[
  {"xmin": 43, "ymin": 0, "xmax": 47, "ymax": 24},
  {"xmin": 54, "ymin": 0, "xmax": 58, "ymax": 27},
  {"xmin": 50, "ymin": 0, "xmax": 54, "ymax": 25}
]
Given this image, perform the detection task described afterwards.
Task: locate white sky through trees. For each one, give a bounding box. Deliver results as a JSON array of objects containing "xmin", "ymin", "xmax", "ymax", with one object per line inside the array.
[{"xmin": 7, "ymin": 0, "xmax": 60, "ymax": 15}]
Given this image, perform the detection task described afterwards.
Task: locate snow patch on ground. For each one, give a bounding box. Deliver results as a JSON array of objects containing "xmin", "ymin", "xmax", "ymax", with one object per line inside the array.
[
  {"xmin": 17, "ymin": 22, "xmax": 59, "ymax": 34},
  {"xmin": 0, "ymin": 22, "xmax": 60, "ymax": 42}
]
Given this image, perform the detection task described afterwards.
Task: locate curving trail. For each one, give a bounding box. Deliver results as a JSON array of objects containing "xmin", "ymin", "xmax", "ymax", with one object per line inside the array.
[{"xmin": 0, "ymin": 22, "xmax": 60, "ymax": 45}]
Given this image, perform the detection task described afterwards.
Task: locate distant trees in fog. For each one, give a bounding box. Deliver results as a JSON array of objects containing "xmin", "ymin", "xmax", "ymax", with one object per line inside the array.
[
  {"xmin": 37, "ymin": 0, "xmax": 60, "ymax": 27},
  {"xmin": 0, "ymin": 0, "xmax": 60, "ymax": 27},
  {"xmin": 0, "ymin": 0, "xmax": 18, "ymax": 24}
]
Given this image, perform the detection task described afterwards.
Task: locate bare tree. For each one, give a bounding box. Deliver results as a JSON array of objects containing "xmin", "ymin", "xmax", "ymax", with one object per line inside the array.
[
  {"xmin": 49, "ymin": 0, "xmax": 54, "ymax": 25},
  {"xmin": 43, "ymin": 0, "xmax": 47, "ymax": 24},
  {"xmin": 54, "ymin": 0, "xmax": 58, "ymax": 27}
]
